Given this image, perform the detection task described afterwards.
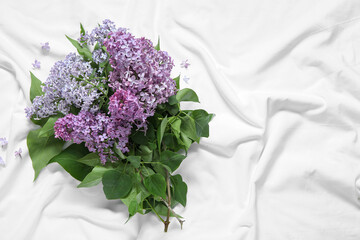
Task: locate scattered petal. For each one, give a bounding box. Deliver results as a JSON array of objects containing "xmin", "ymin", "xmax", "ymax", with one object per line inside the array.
[
  {"xmin": 180, "ymin": 59, "xmax": 190, "ymax": 69},
  {"xmin": 0, "ymin": 137, "xmax": 8, "ymax": 147},
  {"xmin": 0, "ymin": 156, "xmax": 5, "ymax": 166},
  {"xmin": 32, "ymin": 59, "xmax": 41, "ymax": 69},
  {"xmin": 41, "ymin": 42, "xmax": 50, "ymax": 53},
  {"xmin": 183, "ymin": 75, "xmax": 190, "ymax": 84},
  {"xmin": 15, "ymin": 148, "xmax": 22, "ymax": 158}
]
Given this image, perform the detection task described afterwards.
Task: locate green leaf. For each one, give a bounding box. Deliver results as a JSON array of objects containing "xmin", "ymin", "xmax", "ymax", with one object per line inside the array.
[
  {"xmin": 166, "ymin": 102, "xmax": 179, "ymax": 115},
  {"xmin": 154, "ymin": 36, "xmax": 160, "ymax": 51},
  {"xmin": 127, "ymin": 156, "xmax": 141, "ymax": 168},
  {"xmin": 102, "ymin": 170, "xmax": 133, "ymax": 199},
  {"xmin": 180, "ymin": 114, "xmax": 199, "ymax": 142},
  {"xmin": 49, "ymin": 144, "xmax": 93, "ymax": 181},
  {"xmin": 77, "ymin": 166, "xmax": 110, "ymax": 188},
  {"xmin": 180, "ymin": 132, "xmax": 192, "ymax": 151},
  {"xmin": 190, "ymin": 110, "xmax": 214, "ymax": 138},
  {"xmin": 157, "ymin": 116, "xmax": 168, "ymax": 151},
  {"xmin": 140, "ymin": 166, "xmax": 155, "ymax": 178},
  {"xmin": 77, "ymin": 152, "xmax": 100, "ymax": 166},
  {"xmin": 173, "ymin": 75, "xmax": 180, "ymax": 90},
  {"xmin": 139, "ymin": 145, "xmax": 153, "ymax": 162},
  {"xmin": 130, "ymin": 131, "xmax": 148, "ymax": 145},
  {"xmin": 170, "ymin": 118, "xmax": 181, "ymax": 134},
  {"xmin": 160, "ymin": 150, "xmax": 186, "ymax": 172},
  {"xmin": 80, "ymin": 23, "xmax": 85, "ymax": 36},
  {"xmin": 154, "ymin": 202, "xmax": 183, "ymax": 218},
  {"xmin": 27, "ymin": 128, "xmax": 64, "ymax": 180},
  {"xmin": 30, "ymin": 72, "xmax": 43, "ymax": 102},
  {"xmin": 168, "ymin": 95, "xmax": 178, "ymax": 105},
  {"xmin": 171, "ymin": 175, "xmax": 188, "ymax": 207},
  {"xmin": 38, "ymin": 116, "xmax": 59, "ymax": 138},
  {"xmin": 144, "ymin": 173, "xmax": 166, "ymax": 199},
  {"xmin": 176, "ymin": 88, "xmax": 199, "ymax": 103},
  {"xmin": 113, "ymin": 143, "xmax": 126, "ymax": 159},
  {"xmin": 66, "ymin": 35, "xmax": 92, "ymax": 61}
]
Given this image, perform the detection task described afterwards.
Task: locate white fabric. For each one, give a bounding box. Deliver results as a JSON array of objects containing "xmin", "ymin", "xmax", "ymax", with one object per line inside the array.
[{"xmin": 1, "ymin": 0, "xmax": 360, "ymax": 239}]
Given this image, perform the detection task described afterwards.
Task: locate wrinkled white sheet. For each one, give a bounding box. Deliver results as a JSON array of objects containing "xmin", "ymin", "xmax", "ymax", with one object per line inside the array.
[{"xmin": 2, "ymin": 0, "xmax": 360, "ymax": 239}]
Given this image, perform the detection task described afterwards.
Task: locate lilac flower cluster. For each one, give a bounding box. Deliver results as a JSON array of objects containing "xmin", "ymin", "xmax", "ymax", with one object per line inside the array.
[
  {"xmin": 25, "ymin": 53, "xmax": 102, "ymax": 119},
  {"xmin": 54, "ymin": 111, "xmax": 118, "ymax": 163},
  {"xmin": 55, "ymin": 89, "xmax": 144, "ymax": 162},
  {"xmin": 104, "ymin": 29, "xmax": 176, "ymax": 119},
  {"xmin": 79, "ymin": 19, "xmax": 117, "ymax": 46}
]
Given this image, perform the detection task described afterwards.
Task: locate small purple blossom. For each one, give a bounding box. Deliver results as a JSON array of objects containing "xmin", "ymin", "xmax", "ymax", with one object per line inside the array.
[
  {"xmin": 0, "ymin": 156, "xmax": 5, "ymax": 166},
  {"xmin": 183, "ymin": 75, "xmax": 190, "ymax": 84},
  {"xmin": 41, "ymin": 42, "xmax": 50, "ymax": 52},
  {"xmin": 32, "ymin": 60, "xmax": 41, "ymax": 69},
  {"xmin": 180, "ymin": 59, "xmax": 190, "ymax": 69},
  {"xmin": 0, "ymin": 137, "xmax": 8, "ymax": 147},
  {"xmin": 15, "ymin": 148, "xmax": 22, "ymax": 158}
]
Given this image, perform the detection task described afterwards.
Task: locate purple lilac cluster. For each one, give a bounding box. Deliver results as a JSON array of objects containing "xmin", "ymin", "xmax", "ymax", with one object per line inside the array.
[
  {"xmin": 55, "ymin": 89, "xmax": 144, "ymax": 162},
  {"xmin": 25, "ymin": 53, "xmax": 102, "ymax": 119},
  {"xmin": 104, "ymin": 29, "xmax": 176, "ymax": 119},
  {"xmin": 79, "ymin": 19, "xmax": 117, "ymax": 46},
  {"xmin": 54, "ymin": 111, "xmax": 118, "ymax": 163}
]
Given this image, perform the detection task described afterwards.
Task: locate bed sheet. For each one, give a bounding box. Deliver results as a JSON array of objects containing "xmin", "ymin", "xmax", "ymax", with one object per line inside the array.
[{"xmin": 1, "ymin": 0, "xmax": 360, "ymax": 239}]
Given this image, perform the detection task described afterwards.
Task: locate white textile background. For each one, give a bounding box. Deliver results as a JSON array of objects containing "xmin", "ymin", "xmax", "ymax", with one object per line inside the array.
[{"xmin": 1, "ymin": 0, "xmax": 360, "ymax": 239}]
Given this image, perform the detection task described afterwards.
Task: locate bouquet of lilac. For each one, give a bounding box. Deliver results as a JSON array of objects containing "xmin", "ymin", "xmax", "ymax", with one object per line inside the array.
[{"xmin": 26, "ymin": 20, "xmax": 213, "ymax": 232}]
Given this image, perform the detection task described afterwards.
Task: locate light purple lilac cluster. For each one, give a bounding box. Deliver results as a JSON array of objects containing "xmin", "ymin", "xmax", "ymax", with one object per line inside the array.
[
  {"xmin": 30, "ymin": 20, "xmax": 177, "ymax": 164},
  {"xmin": 54, "ymin": 111, "xmax": 118, "ymax": 163},
  {"xmin": 104, "ymin": 29, "xmax": 176, "ymax": 119},
  {"xmin": 25, "ymin": 53, "xmax": 102, "ymax": 119},
  {"xmin": 79, "ymin": 19, "xmax": 117, "ymax": 46}
]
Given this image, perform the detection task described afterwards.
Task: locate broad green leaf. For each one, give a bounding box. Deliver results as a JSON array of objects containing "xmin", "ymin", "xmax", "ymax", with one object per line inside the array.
[
  {"xmin": 127, "ymin": 156, "xmax": 141, "ymax": 168},
  {"xmin": 30, "ymin": 72, "xmax": 43, "ymax": 102},
  {"xmin": 176, "ymin": 88, "xmax": 199, "ymax": 103},
  {"xmin": 171, "ymin": 175, "xmax": 188, "ymax": 207},
  {"xmin": 49, "ymin": 144, "xmax": 93, "ymax": 181},
  {"xmin": 27, "ymin": 128, "xmax": 64, "ymax": 180},
  {"xmin": 170, "ymin": 118, "xmax": 181, "ymax": 134},
  {"xmin": 160, "ymin": 150, "xmax": 186, "ymax": 172},
  {"xmin": 39, "ymin": 116, "xmax": 60, "ymax": 138},
  {"xmin": 166, "ymin": 102, "xmax": 179, "ymax": 115},
  {"xmin": 77, "ymin": 166, "xmax": 110, "ymax": 188},
  {"xmin": 154, "ymin": 37, "xmax": 160, "ymax": 51},
  {"xmin": 144, "ymin": 173, "xmax": 166, "ymax": 199},
  {"xmin": 180, "ymin": 114, "xmax": 199, "ymax": 142},
  {"xmin": 128, "ymin": 200, "xmax": 138, "ymax": 216},
  {"xmin": 66, "ymin": 35, "xmax": 92, "ymax": 61},
  {"xmin": 157, "ymin": 116, "xmax": 168, "ymax": 151},
  {"xmin": 163, "ymin": 133, "xmax": 180, "ymax": 151},
  {"xmin": 190, "ymin": 110, "xmax": 214, "ymax": 138},
  {"xmin": 30, "ymin": 117, "xmax": 48, "ymax": 127},
  {"xmin": 180, "ymin": 132, "xmax": 192, "ymax": 151},
  {"xmin": 102, "ymin": 170, "xmax": 132, "ymax": 199},
  {"xmin": 168, "ymin": 95, "xmax": 178, "ymax": 105},
  {"xmin": 77, "ymin": 152, "xmax": 100, "ymax": 166},
  {"xmin": 140, "ymin": 166, "xmax": 155, "ymax": 178}
]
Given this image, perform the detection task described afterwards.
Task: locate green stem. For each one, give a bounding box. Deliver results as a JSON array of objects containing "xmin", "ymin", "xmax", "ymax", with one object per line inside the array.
[{"xmin": 145, "ymin": 199, "xmax": 165, "ymax": 224}]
